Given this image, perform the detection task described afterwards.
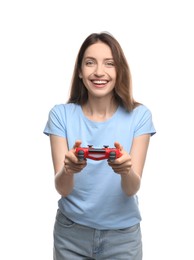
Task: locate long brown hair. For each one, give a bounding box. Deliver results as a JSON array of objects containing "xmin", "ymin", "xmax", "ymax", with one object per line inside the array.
[{"xmin": 67, "ymin": 32, "xmax": 139, "ymax": 112}]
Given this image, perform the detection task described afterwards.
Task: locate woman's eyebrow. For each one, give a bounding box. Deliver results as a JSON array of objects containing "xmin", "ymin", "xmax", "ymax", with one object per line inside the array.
[
  {"xmin": 84, "ymin": 57, "xmax": 114, "ymax": 60},
  {"xmin": 84, "ymin": 56, "xmax": 95, "ymax": 60}
]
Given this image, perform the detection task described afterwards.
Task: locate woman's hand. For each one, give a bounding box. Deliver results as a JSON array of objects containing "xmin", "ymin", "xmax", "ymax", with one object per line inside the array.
[
  {"xmin": 64, "ymin": 140, "xmax": 87, "ymax": 175},
  {"xmin": 108, "ymin": 141, "xmax": 132, "ymax": 176},
  {"xmin": 50, "ymin": 135, "xmax": 87, "ymax": 197},
  {"xmin": 108, "ymin": 141, "xmax": 141, "ymax": 196}
]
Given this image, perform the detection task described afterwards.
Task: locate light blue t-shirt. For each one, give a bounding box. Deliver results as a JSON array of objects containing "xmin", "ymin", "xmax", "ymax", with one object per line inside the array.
[{"xmin": 44, "ymin": 103, "xmax": 156, "ymax": 229}]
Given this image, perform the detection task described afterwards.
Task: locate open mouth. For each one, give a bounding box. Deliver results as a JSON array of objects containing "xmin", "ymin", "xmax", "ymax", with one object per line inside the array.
[{"xmin": 91, "ymin": 80, "xmax": 108, "ymax": 86}]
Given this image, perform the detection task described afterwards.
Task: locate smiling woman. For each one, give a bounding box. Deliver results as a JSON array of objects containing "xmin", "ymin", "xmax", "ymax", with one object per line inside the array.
[
  {"xmin": 80, "ymin": 42, "xmax": 117, "ymax": 101},
  {"xmin": 43, "ymin": 32, "xmax": 156, "ymax": 260},
  {"xmin": 69, "ymin": 32, "xmax": 136, "ymax": 112}
]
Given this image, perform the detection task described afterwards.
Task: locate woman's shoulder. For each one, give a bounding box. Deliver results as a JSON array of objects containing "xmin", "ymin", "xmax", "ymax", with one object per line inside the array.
[
  {"xmin": 50, "ymin": 103, "xmax": 80, "ymax": 113},
  {"xmin": 132, "ymin": 103, "xmax": 153, "ymax": 116},
  {"xmin": 119, "ymin": 104, "xmax": 152, "ymax": 117}
]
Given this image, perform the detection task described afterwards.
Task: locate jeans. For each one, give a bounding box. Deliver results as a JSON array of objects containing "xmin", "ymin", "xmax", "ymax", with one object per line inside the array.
[{"xmin": 53, "ymin": 209, "xmax": 142, "ymax": 260}]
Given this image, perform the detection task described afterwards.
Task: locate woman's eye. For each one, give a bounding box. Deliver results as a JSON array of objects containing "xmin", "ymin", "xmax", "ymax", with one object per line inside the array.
[
  {"xmin": 85, "ymin": 60, "xmax": 94, "ymax": 66},
  {"xmin": 105, "ymin": 61, "xmax": 115, "ymax": 67}
]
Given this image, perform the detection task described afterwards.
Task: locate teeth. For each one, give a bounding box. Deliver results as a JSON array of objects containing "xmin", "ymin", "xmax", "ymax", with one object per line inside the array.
[{"xmin": 92, "ymin": 80, "xmax": 107, "ymax": 84}]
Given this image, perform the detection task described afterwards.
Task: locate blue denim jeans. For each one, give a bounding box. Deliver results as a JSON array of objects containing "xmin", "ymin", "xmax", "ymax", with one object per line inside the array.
[{"xmin": 53, "ymin": 209, "xmax": 142, "ymax": 260}]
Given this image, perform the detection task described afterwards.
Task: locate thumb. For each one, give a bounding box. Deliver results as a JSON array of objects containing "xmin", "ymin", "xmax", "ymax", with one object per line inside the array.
[
  {"xmin": 73, "ymin": 140, "xmax": 82, "ymax": 149},
  {"xmin": 114, "ymin": 141, "xmax": 123, "ymax": 151}
]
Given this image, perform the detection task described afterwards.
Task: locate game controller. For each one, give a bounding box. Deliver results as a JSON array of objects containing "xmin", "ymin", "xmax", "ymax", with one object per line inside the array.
[{"xmin": 76, "ymin": 145, "xmax": 122, "ymax": 162}]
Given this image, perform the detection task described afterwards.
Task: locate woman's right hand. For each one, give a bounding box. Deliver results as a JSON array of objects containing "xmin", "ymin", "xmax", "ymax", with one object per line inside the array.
[{"xmin": 64, "ymin": 140, "xmax": 87, "ymax": 175}]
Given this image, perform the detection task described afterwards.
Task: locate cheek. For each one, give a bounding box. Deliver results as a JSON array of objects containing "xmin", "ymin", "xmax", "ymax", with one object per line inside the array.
[
  {"xmin": 81, "ymin": 78, "xmax": 89, "ymax": 89},
  {"xmin": 107, "ymin": 69, "xmax": 117, "ymax": 80}
]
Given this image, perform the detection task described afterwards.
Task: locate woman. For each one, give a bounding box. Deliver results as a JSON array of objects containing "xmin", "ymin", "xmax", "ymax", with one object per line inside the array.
[{"xmin": 44, "ymin": 32, "xmax": 156, "ymax": 260}]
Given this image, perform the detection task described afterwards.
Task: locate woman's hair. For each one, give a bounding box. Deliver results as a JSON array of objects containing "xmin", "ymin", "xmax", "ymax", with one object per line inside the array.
[{"xmin": 67, "ymin": 32, "xmax": 139, "ymax": 111}]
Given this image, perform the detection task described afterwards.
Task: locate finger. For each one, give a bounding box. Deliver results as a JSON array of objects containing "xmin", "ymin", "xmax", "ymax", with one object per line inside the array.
[
  {"xmin": 114, "ymin": 141, "xmax": 123, "ymax": 151},
  {"xmin": 65, "ymin": 159, "xmax": 83, "ymax": 169},
  {"xmin": 73, "ymin": 140, "xmax": 82, "ymax": 149}
]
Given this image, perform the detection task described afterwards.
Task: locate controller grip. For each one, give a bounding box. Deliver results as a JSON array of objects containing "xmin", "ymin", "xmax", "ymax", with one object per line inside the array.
[
  {"xmin": 77, "ymin": 150, "xmax": 85, "ymax": 161},
  {"xmin": 108, "ymin": 151, "xmax": 116, "ymax": 162}
]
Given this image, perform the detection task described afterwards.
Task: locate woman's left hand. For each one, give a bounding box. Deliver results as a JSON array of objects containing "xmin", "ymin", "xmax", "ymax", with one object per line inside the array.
[{"xmin": 108, "ymin": 142, "xmax": 132, "ymax": 175}]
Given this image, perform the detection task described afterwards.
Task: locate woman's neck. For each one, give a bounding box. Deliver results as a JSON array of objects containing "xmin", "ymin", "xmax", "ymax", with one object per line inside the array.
[{"xmin": 82, "ymin": 96, "xmax": 118, "ymax": 122}]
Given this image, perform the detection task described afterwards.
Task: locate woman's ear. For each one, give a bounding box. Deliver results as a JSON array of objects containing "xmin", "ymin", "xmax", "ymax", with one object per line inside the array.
[{"xmin": 78, "ymin": 69, "xmax": 82, "ymax": 78}]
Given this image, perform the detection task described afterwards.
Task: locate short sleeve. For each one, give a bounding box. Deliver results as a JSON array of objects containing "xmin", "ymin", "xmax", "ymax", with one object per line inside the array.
[
  {"xmin": 134, "ymin": 106, "xmax": 156, "ymax": 137},
  {"xmin": 43, "ymin": 105, "xmax": 67, "ymax": 138}
]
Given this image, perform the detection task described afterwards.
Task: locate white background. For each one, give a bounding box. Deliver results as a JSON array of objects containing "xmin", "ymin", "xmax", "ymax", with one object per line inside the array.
[{"xmin": 0, "ymin": 0, "xmax": 193, "ymax": 259}]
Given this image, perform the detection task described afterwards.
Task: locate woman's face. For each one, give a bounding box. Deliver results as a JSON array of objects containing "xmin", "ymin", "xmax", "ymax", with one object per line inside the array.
[{"xmin": 80, "ymin": 41, "xmax": 117, "ymax": 99}]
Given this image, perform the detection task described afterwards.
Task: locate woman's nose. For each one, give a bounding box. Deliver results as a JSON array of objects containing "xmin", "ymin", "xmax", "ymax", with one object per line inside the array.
[{"xmin": 94, "ymin": 64, "xmax": 105, "ymax": 76}]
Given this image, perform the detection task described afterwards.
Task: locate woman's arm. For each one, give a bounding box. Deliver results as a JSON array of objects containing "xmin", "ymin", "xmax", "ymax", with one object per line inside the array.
[
  {"xmin": 108, "ymin": 134, "xmax": 151, "ymax": 196},
  {"xmin": 49, "ymin": 135, "xmax": 86, "ymax": 197}
]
